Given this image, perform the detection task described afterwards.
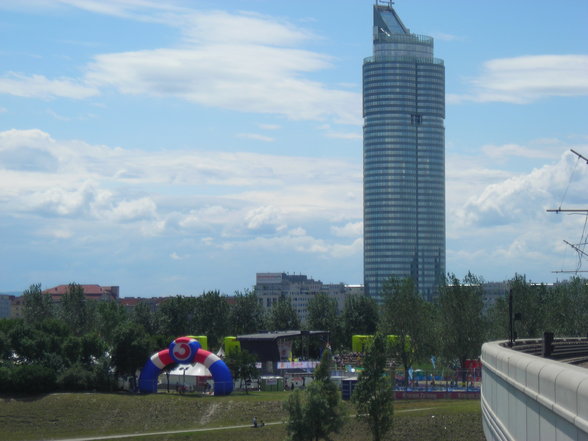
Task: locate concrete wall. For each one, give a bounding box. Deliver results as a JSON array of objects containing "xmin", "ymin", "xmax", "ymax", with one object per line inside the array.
[{"xmin": 481, "ymin": 340, "xmax": 588, "ymax": 441}]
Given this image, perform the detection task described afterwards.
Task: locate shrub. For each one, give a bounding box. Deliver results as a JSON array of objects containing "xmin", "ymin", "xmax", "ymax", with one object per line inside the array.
[
  {"xmin": 58, "ymin": 364, "xmax": 93, "ymax": 391},
  {"xmin": 11, "ymin": 364, "xmax": 57, "ymax": 394}
]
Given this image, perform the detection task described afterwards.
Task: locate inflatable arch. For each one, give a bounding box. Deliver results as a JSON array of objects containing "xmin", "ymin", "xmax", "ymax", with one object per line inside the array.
[{"xmin": 138, "ymin": 336, "xmax": 233, "ymax": 396}]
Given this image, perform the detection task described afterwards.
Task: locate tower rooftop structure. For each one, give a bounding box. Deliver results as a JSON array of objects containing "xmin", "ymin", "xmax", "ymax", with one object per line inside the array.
[{"xmin": 374, "ymin": 1, "xmax": 409, "ymax": 36}]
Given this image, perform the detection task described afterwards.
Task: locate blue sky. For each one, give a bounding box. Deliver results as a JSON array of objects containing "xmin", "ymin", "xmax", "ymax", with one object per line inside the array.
[{"xmin": 1, "ymin": 0, "xmax": 587, "ymax": 297}]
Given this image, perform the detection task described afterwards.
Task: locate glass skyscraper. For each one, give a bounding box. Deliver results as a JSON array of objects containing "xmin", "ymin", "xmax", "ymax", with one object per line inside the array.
[{"xmin": 363, "ymin": 1, "xmax": 445, "ymax": 301}]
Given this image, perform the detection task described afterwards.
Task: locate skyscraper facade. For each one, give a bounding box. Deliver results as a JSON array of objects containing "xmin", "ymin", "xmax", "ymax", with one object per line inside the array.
[{"xmin": 363, "ymin": 1, "xmax": 445, "ymax": 301}]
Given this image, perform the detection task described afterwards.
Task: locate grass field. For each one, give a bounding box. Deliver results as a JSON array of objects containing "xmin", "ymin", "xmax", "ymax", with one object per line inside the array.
[{"xmin": 0, "ymin": 391, "xmax": 485, "ymax": 441}]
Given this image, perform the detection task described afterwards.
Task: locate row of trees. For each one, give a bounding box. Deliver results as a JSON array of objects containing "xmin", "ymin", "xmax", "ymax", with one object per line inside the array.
[
  {"xmin": 378, "ymin": 273, "xmax": 588, "ymax": 383},
  {"xmin": 1, "ymin": 274, "xmax": 587, "ymax": 394}
]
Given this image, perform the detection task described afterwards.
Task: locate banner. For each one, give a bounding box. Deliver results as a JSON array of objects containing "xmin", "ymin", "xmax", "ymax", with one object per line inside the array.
[
  {"xmin": 277, "ymin": 339, "xmax": 293, "ymax": 361},
  {"xmin": 277, "ymin": 361, "xmax": 319, "ymax": 369}
]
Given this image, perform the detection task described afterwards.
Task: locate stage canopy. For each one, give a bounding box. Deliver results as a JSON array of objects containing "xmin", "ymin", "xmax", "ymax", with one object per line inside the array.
[{"xmin": 237, "ymin": 331, "xmax": 329, "ymax": 363}]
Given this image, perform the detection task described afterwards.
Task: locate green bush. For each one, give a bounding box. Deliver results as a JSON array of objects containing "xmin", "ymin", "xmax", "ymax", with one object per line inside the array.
[
  {"xmin": 10, "ymin": 364, "xmax": 57, "ymax": 394},
  {"xmin": 59, "ymin": 364, "xmax": 93, "ymax": 391},
  {"xmin": 0, "ymin": 366, "xmax": 12, "ymax": 392}
]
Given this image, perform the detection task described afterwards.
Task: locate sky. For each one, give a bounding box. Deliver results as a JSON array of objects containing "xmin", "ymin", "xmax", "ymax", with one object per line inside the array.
[{"xmin": 0, "ymin": 0, "xmax": 587, "ymax": 297}]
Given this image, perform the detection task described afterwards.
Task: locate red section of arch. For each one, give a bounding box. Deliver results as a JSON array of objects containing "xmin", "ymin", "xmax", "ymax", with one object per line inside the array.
[
  {"xmin": 195, "ymin": 349, "xmax": 212, "ymax": 364},
  {"xmin": 175, "ymin": 336, "xmax": 193, "ymax": 343},
  {"xmin": 158, "ymin": 349, "xmax": 174, "ymax": 366}
]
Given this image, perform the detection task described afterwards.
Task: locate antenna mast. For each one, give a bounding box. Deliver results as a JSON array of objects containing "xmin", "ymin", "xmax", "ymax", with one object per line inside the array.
[{"xmin": 548, "ymin": 149, "xmax": 588, "ymax": 273}]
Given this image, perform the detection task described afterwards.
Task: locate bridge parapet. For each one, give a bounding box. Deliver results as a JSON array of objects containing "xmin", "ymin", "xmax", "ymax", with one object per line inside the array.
[{"xmin": 481, "ymin": 340, "xmax": 588, "ymax": 441}]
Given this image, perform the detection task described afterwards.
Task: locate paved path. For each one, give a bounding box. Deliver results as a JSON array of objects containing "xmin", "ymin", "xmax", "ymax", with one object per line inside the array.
[
  {"xmin": 51, "ymin": 408, "xmax": 435, "ymax": 441},
  {"xmin": 51, "ymin": 421, "xmax": 282, "ymax": 441}
]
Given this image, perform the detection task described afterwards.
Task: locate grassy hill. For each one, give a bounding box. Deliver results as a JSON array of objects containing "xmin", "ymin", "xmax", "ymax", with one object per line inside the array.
[{"xmin": 0, "ymin": 391, "xmax": 484, "ymax": 441}]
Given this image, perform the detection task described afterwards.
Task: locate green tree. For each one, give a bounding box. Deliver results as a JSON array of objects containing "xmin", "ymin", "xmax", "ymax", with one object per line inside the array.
[
  {"xmin": 62, "ymin": 335, "xmax": 83, "ymax": 366},
  {"xmin": 195, "ymin": 291, "xmax": 230, "ymax": 349},
  {"xmin": 21, "ymin": 284, "xmax": 54, "ymax": 323},
  {"xmin": 545, "ymin": 277, "xmax": 588, "ymax": 336},
  {"xmin": 59, "ymin": 283, "xmax": 92, "ymax": 335},
  {"xmin": 110, "ymin": 322, "xmax": 152, "ymax": 378},
  {"xmin": 228, "ymin": 290, "xmax": 265, "ymax": 335},
  {"xmin": 352, "ymin": 333, "xmax": 394, "ymax": 441},
  {"xmin": 485, "ymin": 293, "xmax": 509, "ymax": 341},
  {"xmin": 7, "ymin": 320, "xmax": 57, "ymax": 365},
  {"xmin": 268, "ymin": 294, "xmax": 300, "ymax": 331},
  {"xmin": 155, "ymin": 296, "xmax": 197, "ymax": 338},
  {"xmin": 439, "ymin": 273, "xmax": 485, "ymax": 376},
  {"xmin": 342, "ymin": 295, "xmax": 379, "ymax": 347},
  {"xmin": 94, "ymin": 301, "xmax": 128, "ymax": 345},
  {"xmin": 131, "ymin": 300, "xmax": 157, "ymax": 335},
  {"xmin": 285, "ymin": 389, "xmax": 306, "ymax": 441},
  {"xmin": 380, "ymin": 277, "xmax": 429, "ymax": 385},
  {"xmin": 0, "ymin": 329, "xmax": 10, "ymax": 361},
  {"xmin": 285, "ymin": 349, "xmax": 345, "ymax": 441},
  {"xmin": 307, "ymin": 293, "xmax": 343, "ymax": 349},
  {"xmin": 224, "ymin": 348, "xmax": 258, "ymax": 393},
  {"xmin": 509, "ymin": 274, "xmax": 546, "ymax": 338}
]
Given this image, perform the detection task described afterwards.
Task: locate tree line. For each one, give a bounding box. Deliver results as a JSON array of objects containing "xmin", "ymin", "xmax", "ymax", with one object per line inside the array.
[{"xmin": 1, "ymin": 274, "xmax": 587, "ymax": 394}]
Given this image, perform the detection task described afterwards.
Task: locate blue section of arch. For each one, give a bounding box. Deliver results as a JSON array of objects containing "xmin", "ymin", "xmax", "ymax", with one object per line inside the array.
[
  {"xmin": 138, "ymin": 359, "xmax": 160, "ymax": 393},
  {"xmin": 208, "ymin": 359, "xmax": 233, "ymax": 396}
]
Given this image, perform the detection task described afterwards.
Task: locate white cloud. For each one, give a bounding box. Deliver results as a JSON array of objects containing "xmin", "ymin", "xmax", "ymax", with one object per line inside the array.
[
  {"xmin": 454, "ymin": 55, "xmax": 588, "ymax": 104},
  {"xmin": 84, "ymin": 44, "xmax": 360, "ymax": 123},
  {"xmin": 237, "ymin": 133, "xmax": 275, "ymax": 143},
  {"xmin": 0, "ymin": 4, "xmax": 362, "ymax": 125},
  {"xmin": 180, "ymin": 10, "xmax": 314, "ymax": 47},
  {"xmin": 331, "ymin": 221, "xmax": 362, "ymax": 238},
  {"xmin": 244, "ymin": 206, "xmax": 285, "ymax": 231},
  {"xmin": 178, "ymin": 206, "xmax": 230, "ymax": 229},
  {"xmin": 207, "ymin": 227, "xmax": 361, "ymax": 259},
  {"xmin": 170, "ymin": 252, "xmax": 189, "ymax": 260},
  {"xmin": 41, "ymin": 227, "xmax": 74, "ymax": 240},
  {"xmin": 0, "ymin": 129, "xmax": 362, "ymax": 253},
  {"xmin": 453, "ymin": 150, "xmax": 588, "ymax": 230},
  {"xmin": 445, "ymin": 144, "xmax": 588, "ymax": 283},
  {"xmin": 3, "ymin": 0, "xmax": 187, "ymax": 20},
  {"xmin": 0, "ymin": 72, "xmax": 98, "ymax": 99},
  {"xmin": 109, "ymin": 197, "xmax": 157, "ymax": 222}
]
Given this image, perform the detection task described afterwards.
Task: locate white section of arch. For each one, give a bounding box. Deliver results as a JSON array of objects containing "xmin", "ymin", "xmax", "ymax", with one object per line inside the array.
[{"xmin": 481, "ymin": 340, "xmax": 588, "ymax": 441}]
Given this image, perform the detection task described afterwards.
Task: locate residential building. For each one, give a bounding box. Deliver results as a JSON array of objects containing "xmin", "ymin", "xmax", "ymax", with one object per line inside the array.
[
  {"xmin": 0, "ymin": 294, "xmax": 15, "ymax": 319},
  {"xmin": 254, "ymin": 273, "xmax": 363, "ymax": 324},
  {"xmin": 363, "ymin": 1, "xmax": 445, "ymax": 301},
  {"xmin": 42, "ymin": 284, "xmax": 119, "ymax": 302}
]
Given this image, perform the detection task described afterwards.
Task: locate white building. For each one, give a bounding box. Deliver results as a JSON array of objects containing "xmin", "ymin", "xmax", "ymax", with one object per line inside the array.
[{"xmin": 254, "ymin": 273, "xmax": 363, "ymax": 324}]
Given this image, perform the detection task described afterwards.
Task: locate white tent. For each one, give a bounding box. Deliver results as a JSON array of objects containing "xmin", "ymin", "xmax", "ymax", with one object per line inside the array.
[{"xmin": 162, "ymin": 363, "xmax": 212, "ymax": 389}]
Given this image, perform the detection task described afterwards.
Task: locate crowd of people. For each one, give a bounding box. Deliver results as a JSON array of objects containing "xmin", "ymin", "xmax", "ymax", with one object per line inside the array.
[{"xmin": 333, "ymin": 351, "xmax": 364, "ymax": 368}]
